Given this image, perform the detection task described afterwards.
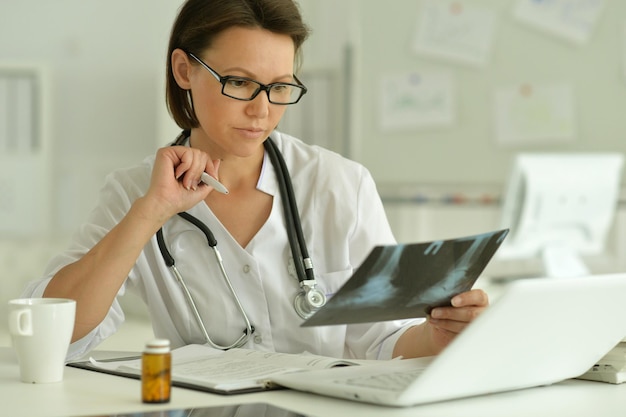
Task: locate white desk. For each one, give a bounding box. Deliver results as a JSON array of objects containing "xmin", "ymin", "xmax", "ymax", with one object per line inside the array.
[{"xmin": 2, "ymin": 346, "xmax": 625, "ymax": 417}]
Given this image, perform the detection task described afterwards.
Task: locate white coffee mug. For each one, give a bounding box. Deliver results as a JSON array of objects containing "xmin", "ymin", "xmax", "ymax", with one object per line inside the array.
[{"xmin": 8, "ymin": 298, "xmax": 76, "ymax": 383}]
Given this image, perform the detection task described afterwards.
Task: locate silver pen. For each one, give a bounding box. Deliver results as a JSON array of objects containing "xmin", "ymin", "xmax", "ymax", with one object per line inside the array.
[{"xmin": 200, "ymin": 172, "xmax": 229, "ymax": 194}]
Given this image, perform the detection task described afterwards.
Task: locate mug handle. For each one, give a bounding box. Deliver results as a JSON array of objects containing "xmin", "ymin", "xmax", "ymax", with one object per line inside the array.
[{"xmin": 9, "ymin": 309, "xmax": 33, "ymax": 336}]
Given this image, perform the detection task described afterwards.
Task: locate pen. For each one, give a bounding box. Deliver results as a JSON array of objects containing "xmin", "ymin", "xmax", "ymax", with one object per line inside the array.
[{"xmin": 200, "ymin": 172, "xmax": 229, "ymax": 194}]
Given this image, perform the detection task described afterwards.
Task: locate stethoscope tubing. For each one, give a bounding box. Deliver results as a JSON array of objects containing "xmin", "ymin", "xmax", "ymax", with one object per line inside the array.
[
  {"xmin": 157, "ymin": 213, "xmax": 254, "ymax": 350},
  {"xmin": 156, "ymin": 133, "xmax": 323, "ymax": 349},
  {"xmin": 264, "ymin": 138, "xmax": 314, "ymax": 282}
]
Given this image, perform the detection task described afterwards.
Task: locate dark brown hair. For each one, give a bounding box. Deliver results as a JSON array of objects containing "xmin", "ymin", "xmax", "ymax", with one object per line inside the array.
[{"xmin": 166, "ymin": 0, "xmax": 310, "ymax": 130}]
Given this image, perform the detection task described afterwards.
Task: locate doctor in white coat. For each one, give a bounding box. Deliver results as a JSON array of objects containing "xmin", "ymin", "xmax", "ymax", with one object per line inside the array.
[{"xmin": 24, "ymin": 0, "xmax": 489, "ymax": 361}]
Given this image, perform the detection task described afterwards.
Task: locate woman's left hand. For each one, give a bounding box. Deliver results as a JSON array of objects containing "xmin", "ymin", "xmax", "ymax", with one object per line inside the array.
[
  {"xmin": 393, "ymin": 288, "xmax": 489, "ymax": 358},
  {"xmin": 425, "ymin": 288, "xmax": 489, "ymax": 353}
]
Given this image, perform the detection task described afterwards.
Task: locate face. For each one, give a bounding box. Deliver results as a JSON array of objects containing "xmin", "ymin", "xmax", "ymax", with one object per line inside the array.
[{"xmin": 173, "ymin": 26, "xmax": 296, "ymax": 160}]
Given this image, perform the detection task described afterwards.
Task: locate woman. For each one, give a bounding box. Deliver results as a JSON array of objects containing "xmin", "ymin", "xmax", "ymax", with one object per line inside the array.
[{"xmin": 25, "ymin": 0, "xmax": 488, "ymax": 361}]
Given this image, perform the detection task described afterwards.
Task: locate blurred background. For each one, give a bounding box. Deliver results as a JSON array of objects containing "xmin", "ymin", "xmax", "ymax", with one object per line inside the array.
[{"xmin": 1, "ymin": 0, "xmax": 626, "ymax": 348}]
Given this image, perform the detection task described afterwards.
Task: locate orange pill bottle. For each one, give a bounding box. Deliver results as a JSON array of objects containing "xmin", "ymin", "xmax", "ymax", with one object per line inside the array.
[{"xmin": 141, "ymin": 339, "xmax": 171, "ymax": 403}]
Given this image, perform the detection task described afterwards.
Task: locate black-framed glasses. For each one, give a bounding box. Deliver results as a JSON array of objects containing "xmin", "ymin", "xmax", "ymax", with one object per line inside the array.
[{"xmin": 187, "ymin": 52, "xmax": 307, "ymax": 105}]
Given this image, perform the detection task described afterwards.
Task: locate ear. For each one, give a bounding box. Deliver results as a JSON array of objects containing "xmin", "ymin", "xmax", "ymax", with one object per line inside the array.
[{"xmin": 171, "ymin": 48, "xmax": 193, "ymax": 89}]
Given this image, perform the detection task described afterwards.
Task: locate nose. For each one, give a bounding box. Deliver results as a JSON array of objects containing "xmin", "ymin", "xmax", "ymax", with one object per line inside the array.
[{"xmin": 245, "ymin": 89, "xmax": 270, "ymax": 118}]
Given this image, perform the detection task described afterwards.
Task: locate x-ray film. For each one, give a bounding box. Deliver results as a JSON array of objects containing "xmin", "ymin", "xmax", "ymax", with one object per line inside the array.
[{"xmin": 302, "ymin": 229, "xmax": 509, "ymax": 326}]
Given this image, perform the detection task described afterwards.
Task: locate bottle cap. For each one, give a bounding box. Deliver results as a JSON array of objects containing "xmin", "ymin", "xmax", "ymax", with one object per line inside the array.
[{"xmin": 144, "ymin": 339, "xmax": 170, "ymax": 354}]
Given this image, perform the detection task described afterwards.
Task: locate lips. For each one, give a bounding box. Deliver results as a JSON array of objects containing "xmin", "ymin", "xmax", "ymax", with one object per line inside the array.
[{"xmin": 237, "ymin": 127, "xmax": 266, "ymax": 139}]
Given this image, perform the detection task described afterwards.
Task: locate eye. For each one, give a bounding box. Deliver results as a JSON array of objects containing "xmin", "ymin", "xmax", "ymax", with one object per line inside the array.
[
  {"xmin": 225, "ymin": 78, "xmax": 250, "ymax": 89},
  {"xmin": 272, "ymin": 84, "xmax": 291, "ymax": 93}
]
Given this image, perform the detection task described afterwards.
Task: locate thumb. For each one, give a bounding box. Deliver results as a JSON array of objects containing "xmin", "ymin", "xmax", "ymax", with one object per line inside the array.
[{"xmin": 212, "ymin": 159, "xmax": 222, "ymax": 177}]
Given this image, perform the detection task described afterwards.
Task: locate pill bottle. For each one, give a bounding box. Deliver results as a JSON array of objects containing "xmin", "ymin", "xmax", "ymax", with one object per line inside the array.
[{"xmin": 141, "ymin": 339, "xmax": 171, "ymax": 403}]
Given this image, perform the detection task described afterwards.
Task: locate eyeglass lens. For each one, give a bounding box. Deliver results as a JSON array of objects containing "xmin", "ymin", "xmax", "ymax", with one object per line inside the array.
[{"xmin": 222, "ymin": 78, "xmax": 304, "ymax": 104}]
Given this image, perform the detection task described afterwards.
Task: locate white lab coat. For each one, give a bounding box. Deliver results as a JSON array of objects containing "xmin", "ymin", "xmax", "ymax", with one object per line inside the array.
[{"xmin": 24, "ymin": 131, "xmax": 422, "ymax": 360}]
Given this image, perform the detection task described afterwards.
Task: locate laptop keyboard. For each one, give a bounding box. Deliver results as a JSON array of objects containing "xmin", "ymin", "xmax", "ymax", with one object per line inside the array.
[{"xmin": 334, "ymin": 367, "xmax": 426, "ymax": 392}]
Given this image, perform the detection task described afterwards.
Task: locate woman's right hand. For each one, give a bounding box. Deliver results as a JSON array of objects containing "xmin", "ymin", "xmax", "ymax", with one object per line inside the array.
[
  {"xmin": 42, "ymin": 143, "xmax": 224, "ymax": 342},
  {"xmin": 144, "ymin": 145, "xmax": 222, "ymax": 221}
]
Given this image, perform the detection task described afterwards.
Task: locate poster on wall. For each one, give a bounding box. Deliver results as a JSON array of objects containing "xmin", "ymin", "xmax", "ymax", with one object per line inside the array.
[
  {"xmin": 513, "ymin": 0, "xmax": 606, "ymax": 45},
  {"xmin": 493, "ymin": 82, "xmax": 577, "ymax": 145},
  {"xmin": 412, "ymin": 0, "xmax": 498, "ymax": 67},
  {"xmin": 378, "ymin": 71, "xmax": 455, "ymax": 132}
]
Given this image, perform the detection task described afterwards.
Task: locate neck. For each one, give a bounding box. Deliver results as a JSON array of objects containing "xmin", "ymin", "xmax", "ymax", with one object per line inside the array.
[
  {"xmin": 187, "ymin": 134, "xmax": 265, "ymax": 192},
  {"xmin": 218, "ymin": 150, "xmax": 265, "ymax": 192}
]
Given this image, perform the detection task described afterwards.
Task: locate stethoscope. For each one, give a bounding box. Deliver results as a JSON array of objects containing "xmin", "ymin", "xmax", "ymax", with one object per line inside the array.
[{"xmin": 156, "ymin": 131, "xmax": 327, "ymax": 350}]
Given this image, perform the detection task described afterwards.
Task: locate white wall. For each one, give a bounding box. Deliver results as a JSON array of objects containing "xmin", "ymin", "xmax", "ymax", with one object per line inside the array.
[
  {"xmin": 351, "ymin": 0, "xmax": 626, "ymax": 187},
  {"xmin": 0, "ymin": 0, "xmax": 183, "ymax": 237}
]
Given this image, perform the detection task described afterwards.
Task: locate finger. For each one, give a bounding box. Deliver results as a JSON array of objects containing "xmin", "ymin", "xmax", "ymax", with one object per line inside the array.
[
  {"xmin": 451, "ymin": 289, "xmax": 489, "ymax": 308},
  {"xmin": 430, "ymin": 305, "xmax": 486, "ymax": 323},
  {"xmin": 207, "ymin": 159, "xmax": 221, "ymax": 178},
  {"xmin": 171, "ymin": 147, "xmax": 193, "ymax": 181},
  {"xmin": 172, "ymin": 148, "xmax": 209, "ymax": 190},
  {"xmin": 428, "ymin": 316, "xmax": 468, "ymax": 336},
  {"xmin": 187, "ymin": 155, "xmax": 210, "ymax": 190}
]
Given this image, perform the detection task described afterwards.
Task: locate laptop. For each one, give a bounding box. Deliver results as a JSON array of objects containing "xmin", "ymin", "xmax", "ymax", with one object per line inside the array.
[{"xmin": 272, "ymin": 273, "xmax": 626, "ymax": 407}]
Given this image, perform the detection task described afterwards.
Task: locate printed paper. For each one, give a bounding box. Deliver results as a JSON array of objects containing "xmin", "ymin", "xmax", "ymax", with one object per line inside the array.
[
  {"xmin": 413, "ymin": 0, "xmax": 498, "ymax": 67},
  {"xmin": 494, "ymin": 82, "xmax": 577, "ymax": 145},
  {"xmin": 514, "ymin": 0, "xmax": 606, "ymax": 45},
  {"xmin": 379, "ymin": 71, "xmax": 455, "ymax": 132}
]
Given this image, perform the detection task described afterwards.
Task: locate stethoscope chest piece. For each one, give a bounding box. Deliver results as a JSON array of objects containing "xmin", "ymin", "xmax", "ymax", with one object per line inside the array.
[{"xmin": 294, "ymin": 280, "xmax": 327, "ymax": 320}]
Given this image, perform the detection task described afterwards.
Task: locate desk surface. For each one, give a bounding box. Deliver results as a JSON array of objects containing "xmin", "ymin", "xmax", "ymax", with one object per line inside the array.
[{"xmin": 2, "ymin": 346, "xmax": 625, "ymax": 417}]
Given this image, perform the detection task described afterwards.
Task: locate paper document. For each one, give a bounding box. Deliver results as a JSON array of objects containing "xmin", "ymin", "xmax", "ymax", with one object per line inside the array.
[{"xmin": 69, "ymin": 344, "xmax": 379, "ymax": 394}]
